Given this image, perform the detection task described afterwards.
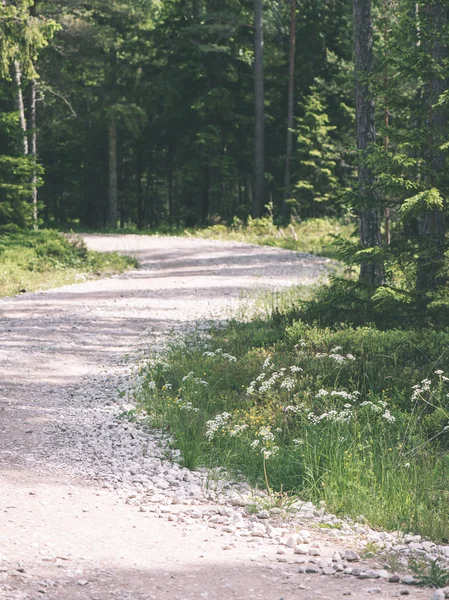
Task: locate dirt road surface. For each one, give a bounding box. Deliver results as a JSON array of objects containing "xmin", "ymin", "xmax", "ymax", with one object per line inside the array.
[{"xmin": 0, "ymin": 236, "xmax": 429, "ymax": 600}]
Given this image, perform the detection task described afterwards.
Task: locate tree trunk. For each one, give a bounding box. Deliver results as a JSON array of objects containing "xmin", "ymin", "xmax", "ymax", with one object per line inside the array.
[
  {"xmin": 416, "ymin": 0, "xmax": 447, "ymax": 293},
  {"xmin": 29, "ymin": 78, "xmax": 38, "ymax": 229},
  {"xmin": 201, "ymin": 167, "xmax": 209, "ymax": 225},
  {"xmin": 107, "ymin": 47, "xmax": 118, "ymax": 228},
  {"xmin": 137, "ymin": 157, "xmax": 144, "ymax": 230},
  {"xmin": 383, "ymin": 0, "xmax": 390, "ymax": 245},
  {"xmin": 13, "ymin": 60, "xmax": 28, "ymax": 156},
  {"xmin": 253, "ymin": 0, "xmax": 265, "ymax": 218},
  {"xmin": 108, "ymin": 116, "xmax": 118, "ymax": 228},
  {"xmin": 29, "ymin": 0, "xmax": 39, "ymax": 229},
  {"xmin": 282, "ymin": 0, "xmax": 296, "ymax": 223},
  {"xmin": 353, "ymin": 0, "xmax": 384, "ymax": 286}
]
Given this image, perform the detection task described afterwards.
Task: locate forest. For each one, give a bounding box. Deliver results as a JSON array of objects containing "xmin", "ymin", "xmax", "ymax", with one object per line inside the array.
[{"xmin": 1, "ymin": 0, "xmax": 449, "ymax": 312}]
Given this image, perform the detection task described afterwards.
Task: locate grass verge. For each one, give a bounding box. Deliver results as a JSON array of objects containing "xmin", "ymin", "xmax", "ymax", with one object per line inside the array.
[
  {"xmin": 189, "ymin": 216, "xmax": 355, "ymax": 259},
  {"xmin": 135, "ymin": 294, "xmax": 449, "ymax": 542},
  {"xmin": 0, "ymin": 230, "xmax": 137, "ymax": 297}
]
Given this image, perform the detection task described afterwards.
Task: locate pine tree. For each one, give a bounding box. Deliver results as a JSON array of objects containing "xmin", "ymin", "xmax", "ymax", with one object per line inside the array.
[{"xmin": 294, "ymin": 84, "xmax": 340, "ymax": 217}]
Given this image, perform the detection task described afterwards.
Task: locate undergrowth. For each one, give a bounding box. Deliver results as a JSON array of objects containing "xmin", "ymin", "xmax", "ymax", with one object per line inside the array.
[
  {"xmin": 0, "ymin": 230, "xmax": 137, "ymax": 297},
  {"xmin": 136, "ymin": 297, "xmax": 449, "ymax": 542},
  {"xmin": 190, "ymin": 215, "xmax": 354, "ymax": 260}
]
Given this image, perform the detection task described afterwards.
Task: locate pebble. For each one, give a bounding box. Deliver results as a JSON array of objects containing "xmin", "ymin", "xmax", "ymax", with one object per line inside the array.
[
  {"xmin": 294, "ymin": 544, "xmax": 309, "ymax": 555},
  {"xmin": 305, "ymin": 567, "xmax": 320, "ymax": 574},
  {"xmin": 342, "ymin": 550, "xmax": 360, "ymax": 562},
  {"xmin": 432, "ymin": 590, "xmax": 449, "ymax": 600},
  {"xmin": 285, "ymin": 535, "xmax": 298, "ymax": 548}
]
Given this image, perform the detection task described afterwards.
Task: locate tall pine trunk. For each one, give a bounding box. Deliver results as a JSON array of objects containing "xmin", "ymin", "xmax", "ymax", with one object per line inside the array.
[
  {"xmin": 107, "ymin": 47, "xmax": 118, "ymax": 228},
  {"xmin": 353, "ymin": 0, "xmax": 384, "ymax": 286},
  {"xmin": 416, "ymin": 0, "xmax": 447, "ymax": 293},
  {"xmin": 282, "ymin": 0, "xmax": 296, "ymax": 223},
  {"xmin": 253, "ymin": 0, "xmax": 265, "ymax": 218},
  {"xmin": 108, "ymin": 116, "xmax": 118, "ymax": 228}
]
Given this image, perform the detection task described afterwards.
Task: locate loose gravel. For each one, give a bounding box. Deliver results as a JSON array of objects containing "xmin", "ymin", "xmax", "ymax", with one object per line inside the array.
[{"xmin": 0, "ymin": 235, "xmax": 446, "ymax": 600}]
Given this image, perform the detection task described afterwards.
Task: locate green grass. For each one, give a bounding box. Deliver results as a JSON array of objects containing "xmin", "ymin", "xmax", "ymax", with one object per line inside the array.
[
  {"xmin": 0, "ymin": 230, "xmax": 137, "ymax": 297},
  {"xmin": 135, "ymin": 292, "xmax": 449, "ymax": 542},
  {"xmin": 189, "ymin": 216, "xmax": 355, "ymax": 259}
]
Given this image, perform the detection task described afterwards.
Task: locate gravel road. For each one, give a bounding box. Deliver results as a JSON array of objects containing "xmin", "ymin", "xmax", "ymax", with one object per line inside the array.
[{"xmin": 0, "ymin": 236, "xmax": 440, "ymax": 600}]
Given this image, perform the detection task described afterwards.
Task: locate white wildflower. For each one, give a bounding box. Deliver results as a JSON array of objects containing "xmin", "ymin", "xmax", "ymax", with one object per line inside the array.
[
  {"xmin": 307, "ymin": 412, "xmax": 319, "ymax": 424},
  {"xmin": 229, "ymin": 424, "xmax": 248, "ymax": 437},
  {"xmin": 262, "ymin": 356, "xmax": 272, "ymax": 369},
  {"xmin": 205, "ymin": 412, "xmax": 232, "ymax": 440},
  {"xmin": 179, "ymin": 402, "xmax": 200, "ymax": 412},
  {"xmin": 329, "ymin": 353, "xmax": 346, "ymax": 363},
  {"xmin": 262, "ymin": 446, "xmax": 279, "ymax": 459},
  {"xmin": 258, "ymin": 426, "xmax": 275, "ymax": 441},
  {"xmin": 290, "ymin": 365, "xmax": 303, "ymax": 373},
  {"xmin": 280, "ymin": 377, "xmax": 295, "ymax": 391},
  {"xmin": 246, "ymin": 381, "xmax": 256, "ymax": 395}
]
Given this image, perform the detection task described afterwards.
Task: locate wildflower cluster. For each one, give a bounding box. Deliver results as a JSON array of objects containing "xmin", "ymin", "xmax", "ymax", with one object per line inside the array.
[
  {"xmin": 181, "ymin": 371, "xmax": 208, "ymax": 386},
  {"xmin": 202, "ymin": 348, "xmax": 237, "ymax": 362},
  {"xmin": 205, "ymin": 412, "xmax": 232, "ymax": 440},
  {"xmin": 315, "ymin": 346, "xmax": 356, "ymax": 363},
  {"xmin": 246, "ymin": 358, "xmax": 302, "ymax": 397},
  {"xmin": 410, "ymin": 371, "xmax": 449, "ymax": 441}
]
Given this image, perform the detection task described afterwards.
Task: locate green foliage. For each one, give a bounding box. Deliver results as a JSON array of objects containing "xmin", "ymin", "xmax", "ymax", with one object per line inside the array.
[
  {"xmin": 192, "ymin": 215, "xmax": 355, "ymax": 260},
  {"xmin": 0, "ymin": 81, "xmax": 36, "ymax": 230},
  {"xmin": 0, "ymin": 230, "xmax": 136, "ymax": 297},
  {"xmin": 410, "ymin": 559, "xmax": 449, "ymax": 588},
  {"xmin": 400, "ymin": 189, "xmax": 444, "ymax": 219},
  {"xmin": 136, "ymin": 303, "xmax": 449, "ymax": 540},
  {"xmin": 293, "ymin": 84, "xmax": 343, "ymax": 216}
]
